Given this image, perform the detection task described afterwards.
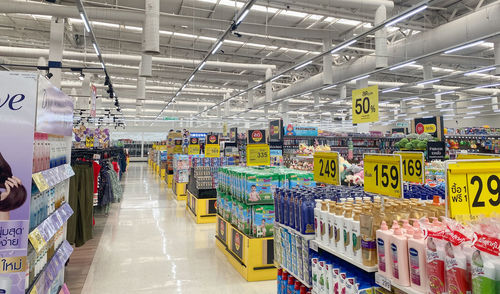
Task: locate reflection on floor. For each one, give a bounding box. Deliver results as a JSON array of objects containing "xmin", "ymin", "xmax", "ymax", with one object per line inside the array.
[{"xmin": 76, "ymin": 163, "xmax": 276, "ymax": 294}]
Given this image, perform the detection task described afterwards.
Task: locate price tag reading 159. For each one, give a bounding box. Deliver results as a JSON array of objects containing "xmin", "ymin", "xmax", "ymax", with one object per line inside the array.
[
  {"xmin": 364, "ymin": 154, "xmax": 403, "ymax": 198},
  {"xmin": 313, "ymin": 152, "xmax": 340, "ymax": 185}
]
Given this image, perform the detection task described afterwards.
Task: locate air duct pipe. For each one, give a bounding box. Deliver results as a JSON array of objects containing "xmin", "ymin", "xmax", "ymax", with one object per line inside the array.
[
  {"xmin": 495, "ymin": 38, "xmax": 500, "ymax": 75},
  {"xmin": 140, "ymin": 54, "xmax": 153, "ymax": 77},
  {"xmin": 375, "ymin": 5, "xmax": 388, "ymax": 68},
  {"xmin": 143, "ymin": 0, "xmax": 160, "ymax": 54}
]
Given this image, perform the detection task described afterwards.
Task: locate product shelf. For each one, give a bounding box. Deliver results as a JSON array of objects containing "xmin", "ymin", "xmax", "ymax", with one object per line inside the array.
[
  {"xmin": 276, "ymin": 262, "xmax": 311, "ymax": 288},
  {"xmin": 309, "ymin": 240, "xmax": 378, "ymax": 273},
  {"xmin": 276, "ymin": 222, "xmax": 315, "ymax": 240},
  {"xmin": 28, "ymin": 203, "xmax": 74, "ymax": 253},
  {"xmin": 32, "ymin": 164, "xmax": 74, "ymax": 193},
  {"xmin": 374, "ymin": 272, "xmax": 425, "ymax": 294}
]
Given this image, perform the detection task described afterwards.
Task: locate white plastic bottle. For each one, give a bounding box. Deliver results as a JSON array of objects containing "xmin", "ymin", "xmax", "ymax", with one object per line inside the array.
[
  {"xmin": 320, "ymin": 200, "xmax": 330, "ymax": 244},
  {"xmin": 327, "ymin": 202, "xmax": 337, "ymax": 250},
  {"xmin": 343, "ymin": 208, "xmax": 353, "ymax": 258},
  {"xmin": 376, "ymin": 221, "xmax": 393, "ymax": 278},
  {"xmin": 351, "ymin": 209, "xmax": 362, "ymax": 263},
  {"xmin": 314, "ymin": 200, "xmax": 322, "ymax": 242},
  {"xmin": 390, "ymin": 224, "xmax": 410, "ymax": 286},
  {"xmin": 407, "ymin": 228, "xmax": 427, "ymax": 292},
  {"xmin": 334, "ymin": 205, "xmax": 344, "ymax": 254}
]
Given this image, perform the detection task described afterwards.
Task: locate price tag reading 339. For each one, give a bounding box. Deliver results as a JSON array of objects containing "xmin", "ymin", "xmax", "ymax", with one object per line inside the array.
[
  {"xmin": 314, "ymin": 152, "xmax": 340, "ymax": 185},
  {"xmin": 395, "ymin": 151, "xmax": 425, "ymax": 184},
  {"xmin": 364, "ymin": 154, "xmax": 403, "ymax": 198},
  {"xmin": 446, "ymin": 159, "xmax": 500, "ymax": 218},
  {"xmin": 247, "ymin": 144, "xmax": 270, "ymax": 166}
]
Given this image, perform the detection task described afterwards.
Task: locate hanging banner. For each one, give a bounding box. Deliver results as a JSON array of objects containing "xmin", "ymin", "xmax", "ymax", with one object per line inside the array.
[
  {"xmin": 446, "ymin": 159, "xmax": 500, "ymax": 218},
  {"xmin": 313, "ymin": 152, "xmax": 340, "ymax": 185},
  {"xmin": 205, "ymin": 134, "xmax": 220, "ymax": 158},
  {"xmin": 229, "ymin": 127, "xmax": 237, "ymax": 143},
  {"xmin": 269, "ymin": 119, "xmax": 283, "ymax": 142},
  {"xmin": 0, "ymin": 72, "xmax": 38, "ymax": 294},
  {"xmin": 247, "ymin": 129, "xmax": 267, "ymax": 144},
  {"xmin": 247, "ymin": 144, "xmax": 270, "ymax": 166},
  {"xmin": 364, "ymin": 154, "xmax": 403, "ymax": 198},
  {"xmin": 395, "ymin": 151, "xmax": 425, "ymax": 184},
  {"xmin": 174, "ymin": 139, "xmax": 183, "ymax": 154},
  {"xmin": 90, "ymin": 84, "xmax": 97, "ymax": 118},
  {"xmin": 188, "ymin": 137, "xmax": 200, "ymax": 155},
  {"xmin": 36, "ymin": 76, "xmax": 74, "ymax": 136},
  {"xmin": 412, "ymin": 116, "xmax": 444, "ymax": 140},
  {"xmin": 352, "ymin": 85, "xmax": 379, "ymax": 124},
  {"xmin": 284, "ymin": 124, "xmax": 318, "ymax": 136}
]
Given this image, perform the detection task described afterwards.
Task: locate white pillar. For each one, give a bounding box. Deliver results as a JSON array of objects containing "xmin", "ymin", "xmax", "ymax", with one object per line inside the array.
[
  {"xmin": 314, "ymin": 93, "xmax": 320, "ymax": 109},
  {"xmin": 137, "ymin": 77, "xmax": 146, "ymax": 100},
  {"xmin": 49, "ymin": 17, "xmax": 64, "ymax": 88},
  {"xmin": 139, "ymin": 54, "xmax": 153, "ymax": 77},
  {"xmin": 143, "ymin": 0, "xmax": 160, "ymax": 54},
  {"xmin": 340, "ymin": 84, "xmax": 347, "ymax": 100},
  {"xmin": 435, "ymin": 94, "xmax": 442, "ymax": 109},
  {"xmin": 266, "ymin": 68, "xmax": 273, "ymax": 103},
  {"xmin": 323, "ymin": 38, "xmax": 333, "ymax": 84},
  {"xmin": 247, "ymin": 82, "xmax": 256, "ymax": 109},
  {"xmin": 492, "ymin": 96, "xmax": 498, "ymax": 111},
  {"xmin": 494, "ymin": 38, "xmax": 500, "ymax": 76},
  {"xmin": 375, "ymin": 5, "xmax": 388, "ymax": 68},
  {"xmin": 423, "ymin": 64, "xmax": 433, "ymax": 89}
]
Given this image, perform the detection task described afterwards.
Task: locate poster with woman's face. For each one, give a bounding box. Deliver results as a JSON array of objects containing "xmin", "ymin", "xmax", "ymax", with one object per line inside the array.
[{"xmin": 0, "ymin": 72, "xmax": 38, "ymax": 293}]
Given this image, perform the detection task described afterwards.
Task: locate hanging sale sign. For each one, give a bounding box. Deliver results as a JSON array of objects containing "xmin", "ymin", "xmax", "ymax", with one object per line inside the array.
[
  {"xmin": 394, "ymin": 151, "xmax": 425, "ymax": 184},
  {"xmin": 364, "ymin": 154, "xmax": 403, "ymax": 198},
  {"xmin": 247, "ymin": 144, "xmax": 270, "ymax": 166},
  {"xmin": 313, "ymin": 152, "xmax": 340, "ymax": 185},
  {"xmin": 188, "ymin": 137, "xmax": 200, "ymax": 155},
  {"xmin": 446, "ymin": 159, "xmax": 500, "ymax": 218},
  {"xmin": 247, "ymin": 129, "xmax": 267, "ymax": 144},
  {"xmin": 173, "ymin": 139, "xmax": 183, "ymax": 153},
  {"xmin": 205, "ymin": 134, "xmax": 220, "ymax": 158},
  {"xmin": 352, "ymin": 85, "xmax": 379, "ymax": 124}
]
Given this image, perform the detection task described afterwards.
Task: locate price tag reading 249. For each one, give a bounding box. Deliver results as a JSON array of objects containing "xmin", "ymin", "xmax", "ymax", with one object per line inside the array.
[
  {"xmin": 364, "ymin": 154, "xmax": 403, "ymax": 198},
  {"xmin": 447, "ymin": 160, "xmax": 500, "ymax": 218},
  {"xmin": 395, "ymin": 151, "xmax": 425, "ymax": 184},
  {"xmin": 314, "ymin": 152, "xmax": 340, "ymax": 185}
]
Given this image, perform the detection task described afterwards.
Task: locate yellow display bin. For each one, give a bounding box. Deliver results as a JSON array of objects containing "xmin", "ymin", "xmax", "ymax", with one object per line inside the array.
[
  {"xmin": 215, "ymin": 215, "xmax": 276, "ymax": 282},
  {"xmin": 186, "ymin": 190, "xmax": 217, "ymax": 224},
  {"xmin": 173, "ymin": 181, "xmax": 187, "ymax": 201},
  {"xmin": 160, "ymin": 169, "xmax": 166, "ymax": 181},
  {"xmin": 167, "ymin": 174, "xmax": 173, "ymax": 188}
]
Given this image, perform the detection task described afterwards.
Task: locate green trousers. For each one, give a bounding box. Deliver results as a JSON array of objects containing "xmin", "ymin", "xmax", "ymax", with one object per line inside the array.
[{"xmin": 67, "ymin": 164, "xmax": 94, "ymax": 247}]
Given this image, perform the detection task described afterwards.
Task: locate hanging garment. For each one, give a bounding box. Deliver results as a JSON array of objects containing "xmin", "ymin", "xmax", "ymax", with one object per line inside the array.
[{"xmin": 67, "ymin": 163, "xmax": 94, "ymax": 247}]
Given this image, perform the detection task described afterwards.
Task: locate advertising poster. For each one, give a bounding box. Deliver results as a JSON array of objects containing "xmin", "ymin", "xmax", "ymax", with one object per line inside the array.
[
  {"xmin": 412, "ymin": 116, "xmax": 444, "ymax": 140},
  {"xmin": 247, "ymin": 130, "xmax": 267, "ymax": 144},
  {"xmin": 269, "ymin": 119, "xmax": 283, "ymax": 142},
  {"xmin": 283, "ymin": 124, "xmax": 318, "ymax": 136},
  {"xmin": 0, "ymin": 72, "xmax": 38, "ymax": 293},
  {"xmin": 37, "ymin": 77, "xmax": 74, "ymax": 136},
  {"xmin": 90, "ymin": 84, "xmax": 97, "ymax": 118}
]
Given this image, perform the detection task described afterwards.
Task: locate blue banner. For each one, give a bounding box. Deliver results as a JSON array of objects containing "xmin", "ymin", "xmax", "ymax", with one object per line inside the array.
[{"xmin": 283, "ymin": 124, "xmax": 318, "ymax": 136}]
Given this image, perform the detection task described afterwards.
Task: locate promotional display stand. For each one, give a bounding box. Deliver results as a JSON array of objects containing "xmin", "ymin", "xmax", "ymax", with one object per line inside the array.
[
  {"xmin": 186, "ymin": 190, "xmax": 217, "ymax": 224},
  {"xmin": 0, "ymin": 72, "xmax": 74, "ymax": 294}
]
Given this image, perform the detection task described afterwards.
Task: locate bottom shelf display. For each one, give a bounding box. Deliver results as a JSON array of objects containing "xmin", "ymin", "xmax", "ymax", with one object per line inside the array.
[{"xmin": 186, "ymin": 190, "xmax": 217, "ymax": 224}]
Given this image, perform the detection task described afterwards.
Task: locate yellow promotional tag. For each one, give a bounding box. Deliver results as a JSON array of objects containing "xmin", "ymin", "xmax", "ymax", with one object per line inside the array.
[
  {"xmin": 173, "ymin": 145, "xmax": 183, "ymax": 153},
  {"xmin": 30, "ymin": 285, "xmax": 38, "ymax": 294},
  {"xmin": 247, "ymin": 144, "xmax": 270, "ymax": 166},
  {"xmin": 395, "ymin": 151, "xmax": 425, "ymax": 184},
  {"xmin": 85, "ymin": 136, "xmax": 94, "ymax": 147},
  {"xmin": 457, "ymin": 153, "xmax": 500, "ymax": 160},
  {"xmin": 205, "ymin": 144, "xmax": 220, "ymax": 158},
  {"xmin": 364, "ymin": 154, "xmax": 403, "ymax": 198},
  {"xmin": 188, "ymin": 144, "xmax": 200, "ymax": 155},
  {"xmin": 32, "ymin": 173, "xmax": 49, "ymax": 192},
  {"xmin": 313, "ymin": 152, "xmax": 340, "ymax": 185},
  {"xmin": 352, "ymin": 85, "xmax": 379, "ymax": 124},
  {"xmin": 447, "ymin": 160, "xmax": 500, "ymax": 218},
  {"xmin": 28, "ymin": 228, "xmax": 47, "ymax": 253}
]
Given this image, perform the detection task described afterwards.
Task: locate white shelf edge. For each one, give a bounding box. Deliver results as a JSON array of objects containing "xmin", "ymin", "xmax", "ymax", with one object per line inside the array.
[
  {"xmin": 277, "ymin": 263, "xmax": 311, "ymax": 288},
  {"xmin": 375, "ymin": 272, "xmax": 425, "ymax": 294},
  {"xmin": 276, "ymin": 222, "xmax": 315, "ymax": 240},
  {"xmin": 310, "ymin": 240, "xmax": 378, "ymax": 273}
]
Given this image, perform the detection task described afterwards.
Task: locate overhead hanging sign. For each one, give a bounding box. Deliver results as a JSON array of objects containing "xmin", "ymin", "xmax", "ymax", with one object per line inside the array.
[
  {"xmin": 188, "ymin": 137, "xmax": 200, "ymax": 155},
  {"xmin": 446, "ymin": 159, "xmax": 500, "ymax": 218},
  {"xmin": 247, "ymin": 144, "xmax": 270, "ymax": 166},
  {"xmin": 205, "ymin": 134, "xmax": 220, "ymax": 158},
  {"xmin": 352, "ymin": 85, "xmax": 379, "ymax": 124},
  {"xmin": 269, "ymin": 119, "xmax": 283, "ymax": 142},
  {"xmin": 174, "ymin": 139, "xmax": 183, "ymax": 153},
  {"xmin": 284, "ymin": 124, "xmax": 318, "ymax": 136},
  {"xmin": 229, "ymin": 127, "xmax": 237, "ymax": 143},
  {"xmin": 313, "ymin": 152, "xmax": 340, "ymax": 185},
  {"xmin": 247, "ymin": 129, "xmax": 267, "ymax": 144},
  {"xmin": 456, "ymin": 153, "xmax": 500, "ymax": 160},
  {"xmin": 412, "ymin": 116, "xmax": 444, "ymax": 140},
  {"xmin": 364, "ymin": 154, "xmax": 403, "ymax": 198},
  {"xmin": 395, "ymin": 151, "xmax": 425, "ymax": 184}
]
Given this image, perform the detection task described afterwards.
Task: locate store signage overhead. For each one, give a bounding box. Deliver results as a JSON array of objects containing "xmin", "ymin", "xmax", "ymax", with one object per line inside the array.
[
  {"xmin": 313, "ymin": 152, "xmax": 340, "ymax": 185},
  {"xmin": 269, "ymin": 119, "xmax": 283, "ymax": 142},
  {"xmin": 446, "ymin": 159, "xmax": 500, "ymax": 218},
  {"xmin": 363, "ymin": 154, "xmax": 403, "ymax": 198},
  {"xmin": 229, "ymin": 127, "xmax": 237, "ymax": 143},
  {"xmin": 456, "ymin": 153, "xmax": 500, "ymax": 160},
  {"xmin": 247, "ymin": 144, "xmax": 270, "ymax": 166},
  {"xmin": 247, "ymin": 129, "xmax": 267, "ymax": 144},
  {"xmin": 352, "ymin": 85, "xmax": 379, "ymax": 124},
  {"xmin": 284, "ymin": 124, "xmax": 318, "ymax": 136},
  {"xmin": 412, "ymin": 116, "xmax": 444, "ymax": 140},
  {"xmin": 188, "ymin": 137, "xmax": 200, "ymax": 155},
  {"xmin": 174, "ymin": 139, "xmax": 183, "ymax": 153},
  {"xmin": 395, "ymin": 151, "xmax": 425, "ymax": 184},
  {"xmin": 205, "ymin": 134, "xmax": 220, "ymax": 158},
  {"xmin": 427, "ymin": 141, "xmax": 446, "ymax": 161}
]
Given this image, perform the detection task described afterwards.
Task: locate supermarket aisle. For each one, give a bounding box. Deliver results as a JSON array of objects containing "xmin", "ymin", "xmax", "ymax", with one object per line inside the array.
[{"xmin": 80, "ymin": 163, "xmax": 276, "ymax": 294}]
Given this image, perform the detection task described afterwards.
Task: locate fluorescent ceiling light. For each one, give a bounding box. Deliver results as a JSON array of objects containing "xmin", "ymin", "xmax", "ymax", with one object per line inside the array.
[
  {"xmin": 100, "ymin": 62, "xmax": 105, "ymax": 69},
  {"xmin": 475, "ymin": 82, "xmax": 500, "ymax": 89},
  {"xmin": 303, "ymin": 92, "xmax": 312, "ymax": 96},
  {"xmin": 437, "ymin": 90, "xmax": 455, "ymax": 95},
  {"xmin": 382, "ymin": 87, "xmax": 400, "ymax": 93},
  {"xmin": 253, "ymin": 84, "xmax": 262, "ymax": 90},
  {"xmin": 188, "ymin": 75, "xmax": 194, "ymax": 82},
  {"xmin": 236, "ymin": 9, "xmax": 249, "ymax": 25},
  {"xmin": 439, "ymin": 108, "xmax": 454, "ymax": 112},
  {"xmin": 419, "ymin": 111, "xmax": 429, "ymax": 115},
  {"xmin": 199, "ymin": 62, "xmax": 206, "ymax": 70},
  {"xmin": 466, "ymin": 111, "xmax": 481, "ymax": 115},
  {"xmin": 464, "ymin": 66, "xmax": 496, "ymax": 76},
  {"xmin": 417, "ymin": 79, "xmax": 440, "ymax": 86},
  {"xmin": 211, "ymin": 42, "xmax": 222, "ymax": 55},
  {"xmin": 422, "ymin": 116, "xmax": 433, "ymax": 118},
  {"xmin": 294, "ymin": 60, "xmax": 313, "ymax": 70},
  {"xmin": 443, "ymin": 114, "xmax": 454, "ymax": 117},
  {"xmin": 181, "ymin": 85, "xmax": 186, "ymax": 91},
  {"xmin": 331, "ymin": 40, "xmax": 357, "ymax": 54},
  {"xmin": 471, "ymin": 96, "xmax": 491, "ymax": 101},
  {"xmin": 80, "ymin": 13, "xmax": 90, "ymax": 33},
  {"xmin": 271, "ymin": 75, "xmax": 283, "ymax": 82},
  {"xmin": 444, "ymin": 40, "xmax": 484, "ymax": 54},
  {"xmin": 351, "ymin": 74, "xmax": 370, "ymax": 83},
  {"xmin": 92, "ymin": 43, "xmax": 100, "ymax": 56},
  {"xmin": 385, "ymin": 5, "xmax": 428, "ymax": 27},
  {"xmin": 390, "ymin": 61, "xmax": 416, "ymax": 71},
  {"xmin": 410, "ymin": 105, "xmax": 423, "ymax": 109},
  {"xmin": 463, "ymin": 116, "xmax": 476, "ymax": 119},
  {"xmin": 468, "ymin": 105, "xmax": 484, "ymax": 109}
]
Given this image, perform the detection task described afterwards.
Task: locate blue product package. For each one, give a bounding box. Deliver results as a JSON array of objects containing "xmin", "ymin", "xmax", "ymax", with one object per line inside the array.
[
  {"xmin": 289, "ymin": 192, "xmax": 295, "ymax": 229},
  {"xmin": 283, "ymin": 190, "xmax": 289, "ymax": 226},
  {"xmin": 274, "ymin": 188, "xmax": 281, "ymax": 223}
]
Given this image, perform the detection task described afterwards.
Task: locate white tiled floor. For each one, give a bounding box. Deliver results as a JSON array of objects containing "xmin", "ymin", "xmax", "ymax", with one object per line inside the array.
[{"xmin": 81, "ymin": 163, "xmax": 276, "ymax": 294}]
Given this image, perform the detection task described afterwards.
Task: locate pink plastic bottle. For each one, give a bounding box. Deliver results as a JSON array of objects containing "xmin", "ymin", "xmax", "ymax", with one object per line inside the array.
[
  {"xmin": 408, "ymin": 229, "xmax": 427, "ymax": 292},
  {"xmin": 376, "ymin": 221, "xmax": 393, "ymax": 278},
  {"xmin": 390, "ymin": 224, "xmax": 410, "ymax": 286}
]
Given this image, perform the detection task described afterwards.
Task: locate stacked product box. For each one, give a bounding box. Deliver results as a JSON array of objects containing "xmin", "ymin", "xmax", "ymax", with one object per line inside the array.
[{"xmin": 173, "ymin": 154, "xmax": 191, "ymax": 183}]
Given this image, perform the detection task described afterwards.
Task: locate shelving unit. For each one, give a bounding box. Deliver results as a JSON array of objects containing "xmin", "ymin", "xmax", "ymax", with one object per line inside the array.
[
  {"xmin": 32, "ymin": 164, "xmax": 74, "ymax": 193},
  {"xmin": 309, "ymin": 240, "xmax": 378, "ymax": 273},
  {"xmin": 375, "ymin": 272, "xmax": 424, "ymax": 294},
  {"xmin": 277, "ymin": 264, "xmax": 311, "ymax": 288}
]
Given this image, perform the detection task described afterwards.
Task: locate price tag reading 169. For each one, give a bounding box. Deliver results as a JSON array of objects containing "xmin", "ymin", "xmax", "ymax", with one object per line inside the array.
[
  {"xmin": 313, "ymin": 152, "xmax": 340, "ymax": 185},
  {"xmin": 395, "ymin": 151, "xmax": 425, "ymax": 184},
  {"xmin": 364, "ymin": 154, "xmax": 403, "ymax": 198}
]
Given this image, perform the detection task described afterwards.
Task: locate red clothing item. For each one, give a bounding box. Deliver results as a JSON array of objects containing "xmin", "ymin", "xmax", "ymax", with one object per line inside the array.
[
  {"xmin": 112, "ymin": 161, "xmax": 120, "ymax": 175},
  {"xmin": 92, "ymin": 161, "xmax": 101, "ymax": 194}
]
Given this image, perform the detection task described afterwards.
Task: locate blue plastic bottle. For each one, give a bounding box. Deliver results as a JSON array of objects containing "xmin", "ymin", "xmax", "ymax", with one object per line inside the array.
[
  {"xmin": 289, "ymin": 191, "xmax": 295, "ymax": 229},
  {"xmin": 275, "ymin": 188, "xmax": 281, "ymax": 223}
]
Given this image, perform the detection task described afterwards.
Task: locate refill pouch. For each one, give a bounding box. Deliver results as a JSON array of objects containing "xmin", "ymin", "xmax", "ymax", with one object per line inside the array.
[
  {"xmin": 444, "ymin": 220, "xmax": 473, "ymax": 294},
  {"xmin": 424, "ymin": 221, "xmax": 447, "ymax": 294},
  {"xmin": 471, "ymin": 232, "xmax": 500, "ymax": 294}
]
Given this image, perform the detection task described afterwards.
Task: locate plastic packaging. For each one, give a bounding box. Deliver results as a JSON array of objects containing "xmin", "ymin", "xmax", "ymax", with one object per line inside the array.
[
  {"xmin": 390, "ymin": 223, "xmax": 410, "ymax": 286},
  {"xmin": 376, "ymin": 221, "xmax": 392, "ymax": 278}
]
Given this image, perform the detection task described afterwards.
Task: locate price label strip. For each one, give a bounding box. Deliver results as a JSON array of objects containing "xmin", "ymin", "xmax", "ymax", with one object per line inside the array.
[
  {"xmin": 364, "ymin": 154, "xmax": 403, "ymax": 198},
  {"xmin": 375, "ymin": 272, "xmax": 392, "ymax": 291},
  {"xmin": 313, "ymin": 152, "xmax": 340, "ymax": 185},
  {"xmin": 446, "ymin": 159, "xmax": 500, "ymax": 218},
  {"xmin": 188, "ymin": 144, "xmax": 200, "ymax": 155},
  {"xmin": 395, "ymin": 151, "xmax": 425, "ymax": 184},
  {"xmin": 352, "ymin": 85, "xmax": 379, "ymax": 124},
  {"xmin": 28, "ymin": 228, "xmax": 47, "ymax": 253},
  {"xmin": 32, "ymin": 173, "xmax": 49, "ymax": 192},
  {"xmin": 205, "ymin": 144, "xmax": 220, "ymax": 158},
  {"xmin": 247, "ymin": 144, "xmax": 270, "ymax": 166}
]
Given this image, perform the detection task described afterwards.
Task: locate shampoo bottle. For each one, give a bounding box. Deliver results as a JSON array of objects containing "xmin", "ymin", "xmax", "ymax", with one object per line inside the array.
[
  {"xmin": 343, "ymin": 208, "xmax": 353, "ymax": 258},
  {"xmin": 320, "ymin": 201, "xmax": 330, "ymax": 244},
  {"xmin": 351, "ymin": 210, "xmax": 362, "ymax": 263},
  {"xmin": 391, "ymin": 224, "xmax": 410, "ymax": 286},
  {"xmin": 327, "ymin": 202, "xmax": 337, "ymax": 250},
  {"xmin": 334, "ymin": 205, "xmax": 344, "ymax": 254},
  {"xmin": 376, "ymin": 221, "xmax": 392, "ymax": 278},
  {"xmin": 314, "ymin": 200, "xmax": 322, "ymax": 241}
]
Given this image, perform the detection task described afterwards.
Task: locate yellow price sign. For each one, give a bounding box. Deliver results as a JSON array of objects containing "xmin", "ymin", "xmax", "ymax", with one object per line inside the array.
[
  {"xmin": 457, "ymin": 153, "xmax": 500, "ymax": 160},
  {"xmin": 352, "ymin": 85, "xmax": 379, "ymax": 124},
  {"xmin": 205, "ymin": 144, "xmax": 220, "ymax": 158},
  {"xmin": 173, "ymin": 145, "xmax": 183, "ymax": 153},
  {"xmin": 395, "ymin": 151, "xmax": 425, "ymax": 184},
  {"xmin": 313, "ymin": 152, "xmax": 340, "ymax": 185},
  {"xmin": 30, "ymin": 285, "xmax": 38, "ymax": 294},
  {"xmin": 447, "ymin": 159, "xmax": 500, "ymax": 218},
  {"xmin": 364, "ymin": 154, "xmax": 403, "ymax": 198},
  {"xmin": 188, "ymin": 144, "xmax": 200, "ymax": 155},
  {"xmin": 28, "ymin": 228, "xmax": 47, "ymax": 253},
  {"xmin": 32, "ymin": 173, "xmax": 49, "ymax": 192},
  {"xmin": 85, "ymin": 135, "xmax": 94, "ymax": 147},
  {"xmin": 247, "ymin": 144, "xmax": 270, "ymax": 166}
]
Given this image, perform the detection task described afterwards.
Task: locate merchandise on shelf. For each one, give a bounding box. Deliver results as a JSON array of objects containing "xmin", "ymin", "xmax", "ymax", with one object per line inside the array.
[
  {"xmin": 395, "ymin": 133, "xmax": 434, "ymax": 151},
  {"xmin": 173, "ymin": 154, "xmax": 191, "ymax": 183},
  {"xmin": 29, "ymin": 180, "xmax": 68, "ymax": 231},
  {"xmin": 33, "ymin": 133, "xmax": 69, "ymax": 172},
  {"xmin": 187, "ymin": 155, "xmax": 236, "ymax": 197}
]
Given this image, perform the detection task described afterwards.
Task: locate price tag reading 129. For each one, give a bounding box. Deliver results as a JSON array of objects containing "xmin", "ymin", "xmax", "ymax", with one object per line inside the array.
[
  {"xmin": 395, "ymin": 151, "xmax": 425, "ymax": 184},
  {"xmin": 364, "ymin": 154, "xmax": 403, "ymax": 198},
  {"xmin": 447, "ymin": 160, "xmax": 500, "ymax": 218},
  {"xmin": 314, "ymin": 152, "xmax": 340, "ymax": 185}
]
